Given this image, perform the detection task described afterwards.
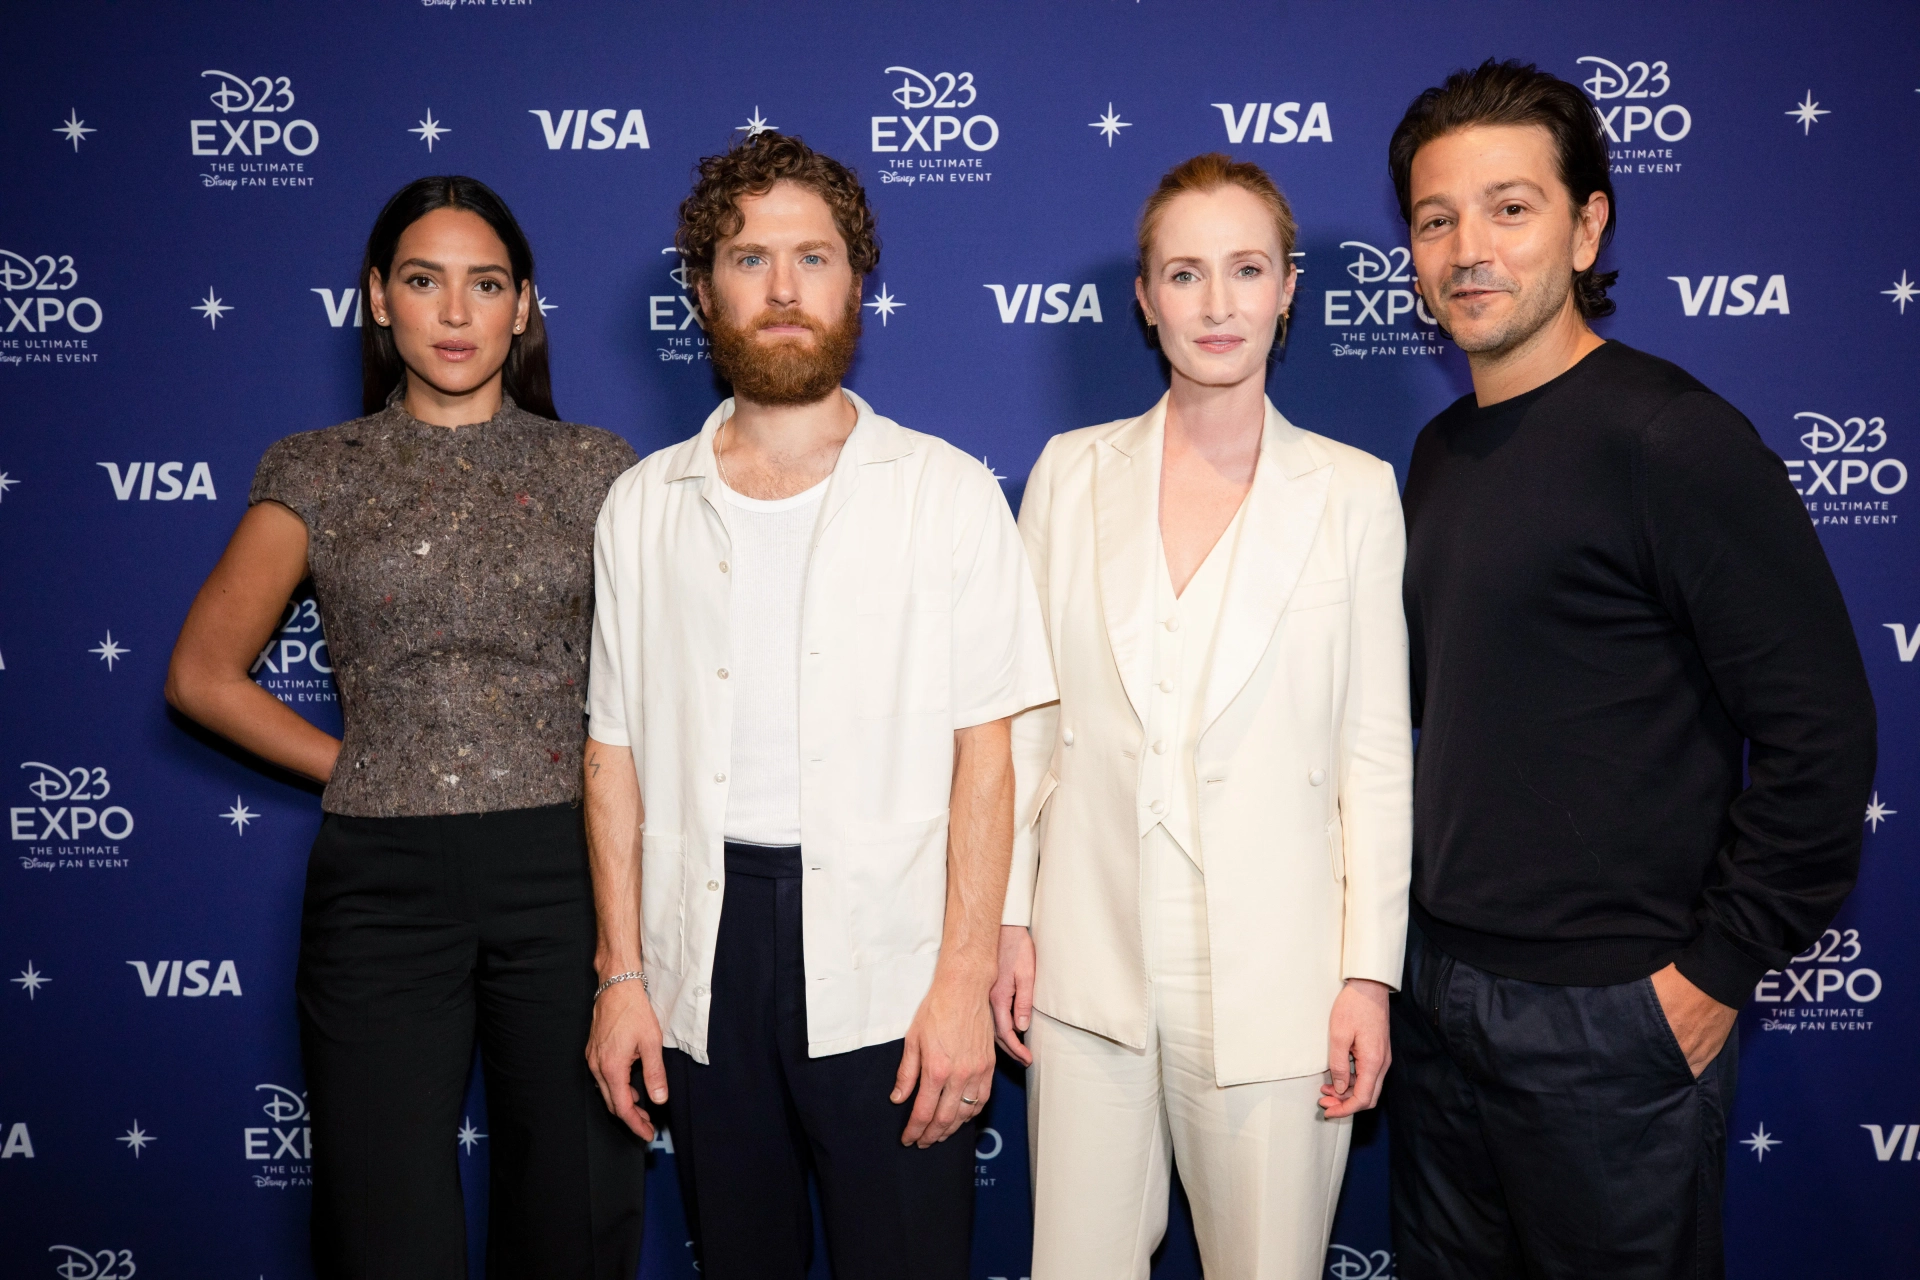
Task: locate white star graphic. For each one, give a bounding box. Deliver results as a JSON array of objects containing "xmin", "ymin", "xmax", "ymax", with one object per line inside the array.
[
  {"xmin": 410, "ymin": 110, "xmax": 450, "ymax": 152},
  {"xmin": 864, "ymin": 285, "xmax": 903, "ymax": 326},
  {"xmin": 193, "ymin": 288, "xmax": 232, "ymax": 329},
  {"xmin": 1089, "ymin": 103, "xmax": 1131, "ymax": 147},
  {"xmin": 12, "ymin": 962, "xmax": 49, "ymax": 999},
  {"xmin": 1787, "ymin": 91, "xmax": 1829, "ymax": 135},
  {"xmin": 1882, "ymin": 271, "xmax": 1917, "ymax": 314},
  {"xmin": 536, "ymin": 289, "xmax": 556, "ymax": 317},
  {"xmin": 0, "ymin": 471, "xmax": 17, "ymax": 501},
  {"xmin": 737, "ymin": 107, "xmax": 776, "ymax": 137},
  {"xmin": 222, "ymin": 798, "xmax": 259, "ymax": 834},
  {"xmin": 457, "ymin": 1117, "xmax": 487, "ymax": 1154},
  {"xmin": 1740, "ymin": 1123, "xmax": 1780, "ymax": 1161},
  {"xmin": 118, "ymin": 1121, "xmax": 156, "ymax": 1157},
  {"xmin": 1865, "ymin": 792, "xmax": 1897, "ymax": 832},
  {"xmin": 90, "ymin": 631, "xmax": 129, "ymax": 671},
  {"xmin": 55, "ymin": 109, "xmax": 96, "ymax": 152},
  {"xmin": 980, "ymin": 456, "xmax": 1008, "ymax": 482}
]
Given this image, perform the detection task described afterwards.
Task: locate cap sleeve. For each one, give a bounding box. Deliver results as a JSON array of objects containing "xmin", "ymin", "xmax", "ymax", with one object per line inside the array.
[{"xmin": 248, "ymin": 432, "xmax": 324, "ymax": 534}]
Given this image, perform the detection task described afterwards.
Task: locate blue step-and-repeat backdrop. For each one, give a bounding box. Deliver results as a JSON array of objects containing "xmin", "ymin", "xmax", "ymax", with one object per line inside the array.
[{"xmin": 2, "ymin": 2, "xmax": 1915, "ymax": 1276}]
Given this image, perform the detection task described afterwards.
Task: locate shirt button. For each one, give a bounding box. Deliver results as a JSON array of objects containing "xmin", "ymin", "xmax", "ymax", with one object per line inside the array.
[
  {"xmin": 717, "ymin": 668, "xmax": 729, "ymax": 680},
  {"xmin": 1150, "ymin": 799, "xmax": 1167, "ymax": 815},
  {"xmin": 1309, "ymin": 769, "xmax": 1326, "ymax": 786},
  {"xmin": 1165, "ymin": 618, "xmax": 1180, "ymax": 632},
  {"xmin": 1158, "ymin": 678, "xmax": 1174, "ymax": 693},
  {"xmin": 706, "ymin": 880, "xmax": 719, "ymax": 891},
  {"xmin": 1152, "ymin": 740, "xmax": 1167, "ymax": 755},
  {"xmin": 714, "ymin": 773, "xmax": 727, "ymax": 783},
  {"xmin": 1062, "ymin": 729, "xmax": 1075, "ymax": 746},
  {"xmin": 719, "ymin": 561, "xmax": 729, "ymax": 573}
]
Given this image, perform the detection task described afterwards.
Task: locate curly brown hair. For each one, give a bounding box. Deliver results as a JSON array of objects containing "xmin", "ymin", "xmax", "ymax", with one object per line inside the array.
[{"xmin": 675, "ymin": 132, "xmax": 879, "ymax": 319}]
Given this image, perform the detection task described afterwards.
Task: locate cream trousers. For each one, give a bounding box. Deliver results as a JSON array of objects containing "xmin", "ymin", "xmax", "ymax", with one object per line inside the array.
[{"xmin": 1027, "ymin": 826, "xmax": 1351, "ymax": 1279}]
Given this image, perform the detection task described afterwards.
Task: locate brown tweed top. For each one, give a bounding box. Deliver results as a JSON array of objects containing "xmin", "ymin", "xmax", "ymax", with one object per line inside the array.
[{"xmin": 250, "ymin": 394, "xmax": 638, "ymax": 817}]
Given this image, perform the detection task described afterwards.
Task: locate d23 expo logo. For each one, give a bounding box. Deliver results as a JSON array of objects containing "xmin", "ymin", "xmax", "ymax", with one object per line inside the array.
[
  {"xmin": 1576, "ymin": 56, "xmax": 1691, "ymax": 176},
  {"xmin": 973, "ymin": 1126, "xmax": 1004, "ymax": 1189},
  {"xmin": 12, "ymin": 763, "xmax": 133, "ymax": 871},
  {"xmin": 0, "ymin": 252, "xmax": 102, "ymax": 368},
  {"xmin": 1322, "ymin": 241, "xmax": 1442, "ymax": 361},
  {"xmin": 190, "ymin": 70, "xmax": 318, "ymax": 190},
  {"xmin": 872, "ymin": 65, "xmax": 997, "ymax": 188},
  {"xmin": 253, "ymin": 595, "xmax": 335, "ymax": 707},
  {"xmin": 1327, "ymin": 1246, "xmax": 1397, "ymax": 1279},
  {"xmin": 1754, "ymin": 927, "xmax": 1882, "ymax": 1034},
  {"xmin": 1787, "ymin": 411, "xmax": 1906, "ymax": 528},
  {"xmin": 47, "ymin": 1248, "xmax": 137, "ymax": 1280},
  {"xmin": 245, "ymin": 1083, "xmax": 312, "ymax": 1189},
  {"xmin": 649, "ymin": 247, "xmax": 709, "ymax": 365}
]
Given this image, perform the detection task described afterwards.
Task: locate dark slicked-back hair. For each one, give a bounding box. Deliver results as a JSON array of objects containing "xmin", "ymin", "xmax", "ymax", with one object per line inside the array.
[
  {"xmin": 676, "ymin": 132, "xmax": 879, "ymax": 319},
  {"xmin": 359, "ymin": 175, "xmax": 556, "ymax": 417},
  {"xmin": 1389, "ymin": 59, "xmax": 1618, "ymax": 319}
]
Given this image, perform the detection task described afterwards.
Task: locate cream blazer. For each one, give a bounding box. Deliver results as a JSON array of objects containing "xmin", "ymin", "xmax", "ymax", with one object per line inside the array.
[{"xmin": 1007, "ymin": 395, "xmax": 1413, "ymax": 1085}]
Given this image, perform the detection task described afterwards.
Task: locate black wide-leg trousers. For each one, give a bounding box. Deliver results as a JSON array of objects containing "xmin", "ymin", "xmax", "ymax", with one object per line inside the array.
[
  {"xmin": 297, "ymin": 802, "xmax": 647, "ymax": 1280},
  {"xmin": 1386, "ymin": 921, "xmax": 1737, "ymax": 1280},
  {"xmin": 663, "ymin": 841, "xmax": 975, "ymax": 1280}
]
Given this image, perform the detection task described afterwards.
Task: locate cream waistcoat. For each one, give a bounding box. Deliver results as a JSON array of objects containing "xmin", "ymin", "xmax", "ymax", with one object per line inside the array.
[{"xmin": 1142, "ymin": 502, "xmax": 1245, "ymax": 868}]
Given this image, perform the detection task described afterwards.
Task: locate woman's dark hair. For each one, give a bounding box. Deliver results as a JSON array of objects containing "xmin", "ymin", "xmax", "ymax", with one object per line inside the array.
[
  {"xmin": 358, "ymin": 175, "xmax": 558, "ymax": 417},
  {"xmin": 1388, "ymin": 59, "xmax": 1618, "ymax": 319}
]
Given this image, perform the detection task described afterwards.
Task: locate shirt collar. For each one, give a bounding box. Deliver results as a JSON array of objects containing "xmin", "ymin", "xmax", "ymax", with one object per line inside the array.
[{"xmin": 668, "ymin": 388, "xmax": 913, "ymax": 483}]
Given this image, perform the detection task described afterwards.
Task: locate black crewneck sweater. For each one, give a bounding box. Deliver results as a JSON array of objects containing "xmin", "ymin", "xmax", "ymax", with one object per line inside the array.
[{"xmin": 1401, "ymin": 341, "xmax": 1876, "ymax": 1007}]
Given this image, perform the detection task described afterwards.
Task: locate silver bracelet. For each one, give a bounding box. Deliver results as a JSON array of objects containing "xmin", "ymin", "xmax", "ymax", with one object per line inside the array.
[{"xmin": 594, "ymin": 970, "xmax": 647, "ymax": 1001}]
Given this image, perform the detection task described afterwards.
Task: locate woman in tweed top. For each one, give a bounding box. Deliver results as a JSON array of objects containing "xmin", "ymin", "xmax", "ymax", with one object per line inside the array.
[{"xmin": 166, "ymin": 176, "xmax": 644, "ymax": 1279}]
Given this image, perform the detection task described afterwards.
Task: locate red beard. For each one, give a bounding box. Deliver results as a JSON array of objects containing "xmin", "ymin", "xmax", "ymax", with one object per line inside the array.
[{"xmin": 706, "ymin": 288, "xmax": 862, "ymax": 406}]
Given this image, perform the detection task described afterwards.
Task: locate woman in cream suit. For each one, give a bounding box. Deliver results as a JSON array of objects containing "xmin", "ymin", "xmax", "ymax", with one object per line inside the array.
[{"xmin": 992, "ymin": 154, "xmax": 1412, "ymax": 1279}]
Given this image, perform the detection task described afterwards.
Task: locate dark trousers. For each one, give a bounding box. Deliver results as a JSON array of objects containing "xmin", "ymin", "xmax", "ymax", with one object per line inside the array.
[
  {"xmin": 1386, "ymin": 922, "xmax": 1737, "ymax": 1280},
  {"xmin": 297, "ymin": 803, "xmax": 647, "ymax": 1280},
  {"xmin": 663, "ymin": 841, "xmax": 974, "ymax": 1280}
]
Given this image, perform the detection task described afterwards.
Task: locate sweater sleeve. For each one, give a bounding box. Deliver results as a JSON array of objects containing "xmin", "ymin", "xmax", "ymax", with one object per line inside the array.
[{"xmin": 1641, "ymin": 391, "xmax": 1876, "ymax": 1007}]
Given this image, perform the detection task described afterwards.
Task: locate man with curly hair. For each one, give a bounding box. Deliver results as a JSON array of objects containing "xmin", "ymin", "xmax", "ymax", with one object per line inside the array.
[{"xmin": 580, "ymin": 131, "xmax": 1055, "ymax": 1279}]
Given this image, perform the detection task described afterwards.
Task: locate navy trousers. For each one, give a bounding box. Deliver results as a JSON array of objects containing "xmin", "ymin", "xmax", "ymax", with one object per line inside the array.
[
  {"xmin": 1386, "ymin": 922, "xmax": 1737, "ymax": 1280},
  {"xmin": 662, "ymin": 841, "xmax": 975, "ymax": 1280}
]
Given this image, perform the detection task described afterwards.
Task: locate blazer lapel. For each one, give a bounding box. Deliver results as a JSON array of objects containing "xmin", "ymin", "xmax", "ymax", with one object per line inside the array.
[
  {"xmin": 1201, "ymin": 401, "xmax": 1331, "ymax": 731},
  {"xmin": 1093, "ymin": 399, "xmax": 1165, "ymax": 727}
]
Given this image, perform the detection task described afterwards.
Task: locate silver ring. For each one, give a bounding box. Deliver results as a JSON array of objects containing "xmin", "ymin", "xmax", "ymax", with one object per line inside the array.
[{"xmin": 961, "ymin": 1096, "xmax": 979, "ymax": 1105}]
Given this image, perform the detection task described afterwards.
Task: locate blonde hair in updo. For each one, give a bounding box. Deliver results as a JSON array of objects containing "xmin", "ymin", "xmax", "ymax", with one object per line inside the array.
[
  {"xmin": 1136, "ymin": 153, "xmax": 1298, "ymax": 347},
  {"xmin": 1136, "ymin": 152, "xmax": 1298, "ymax": 278}
]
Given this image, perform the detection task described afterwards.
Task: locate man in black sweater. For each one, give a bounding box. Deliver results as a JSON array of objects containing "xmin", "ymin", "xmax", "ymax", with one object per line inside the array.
[{"xmin": 1382, "ymin": 62, "xmax": 1876, "ymax": 1279}]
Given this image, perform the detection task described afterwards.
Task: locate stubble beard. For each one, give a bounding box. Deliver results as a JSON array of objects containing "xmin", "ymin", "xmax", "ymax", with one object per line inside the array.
[
  {"xmin": 707, "ymin": 286, "xmax": 863, "ymax": 406},
  {"xmin": 1437, "ymin": 265, "xmax": 1574, "ymax": 358}
]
